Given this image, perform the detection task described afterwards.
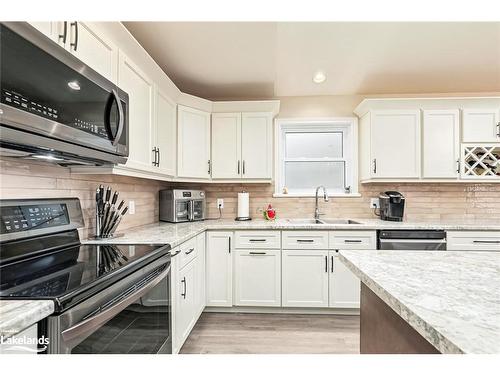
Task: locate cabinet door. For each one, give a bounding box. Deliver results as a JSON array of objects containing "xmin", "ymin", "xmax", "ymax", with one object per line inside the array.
[
  {"xmin": 69, "ymin": 22, "xmax": 118, "ymax": 83},
  {"xmin": 422, "ymin": 110, "xmax": 460, "ymax": 179},
  {"xmin": 118, "ymin": 52, "xmax": 154, "ymax": 170},
  {"xmin": 462, "ymin": 108, "xmax": 500, "ymax": 142},
  {"xmin": 241, "ymin": 112, "xmax": 273, "ymax": 179},
  {"xmin": 196, "ymin": 232, "xmax": 206, "ymax": 314},
  {"xmin": 371, "ymin": 110, "xmax": 421, "ymax": 178},
  {"xmin": 211, "ymin": 113, "xmax": 241, "ymax": 179},
  {"xmin": 175, "ymin": 259, "xmax": 197, "ymax": 349},
  {"xmin": 155, "ymin": 89, "xmax": 177, "ymax": 176},
  {"xmin": 329, "ymin": 251, "xmax": 360, "ymax": 308},
  {"xmin": 282, "ymin": 250, "xmax": 329, "ymax": 308},
  {"xmin": 177, "ymin": 105, "xmax": 211, "ymax": 179},
  {"xmin": 234, "ymin": 249, "xmax": 281, "ymax": 307},
  {"xmin": 29, "ymin": 22, "xmax": 59, "ymax": 43},
  {"xmin": 206, "ymin": 232, "xmax": 233, "ymax": 307}
]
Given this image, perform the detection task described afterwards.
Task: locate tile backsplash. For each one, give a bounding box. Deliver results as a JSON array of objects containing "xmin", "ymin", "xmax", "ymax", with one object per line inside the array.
[
  {"xmin": 2, "ymin": 158, "xmax": 500, "ymax": 240},
  {"xmin": 0, "ymin": 158, "xmax": 170, "ymax": 239}
]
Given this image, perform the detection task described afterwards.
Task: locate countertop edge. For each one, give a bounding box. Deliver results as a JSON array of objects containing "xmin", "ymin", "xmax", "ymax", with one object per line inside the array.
[
  {"xmin": 337, "ymin": 251, "xmax": 464, "ymax": 354},
  {"xmin": 0, "ymin": 300, "xmax": 54, "ymax": 339}
]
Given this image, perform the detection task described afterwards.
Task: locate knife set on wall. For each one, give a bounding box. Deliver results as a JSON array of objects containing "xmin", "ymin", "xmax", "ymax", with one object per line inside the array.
[{"xmin": 95, "ymin": 185, "xmax": 128, "ymax": 238}]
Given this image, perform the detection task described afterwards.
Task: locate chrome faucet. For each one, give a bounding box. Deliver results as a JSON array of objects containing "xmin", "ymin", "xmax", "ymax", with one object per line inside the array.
[{"xmin": 314, "ymin": 185, "xmax": 329, "ymax": 221}]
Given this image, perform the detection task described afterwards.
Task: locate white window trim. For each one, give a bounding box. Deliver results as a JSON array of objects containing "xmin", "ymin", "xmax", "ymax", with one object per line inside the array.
[{"xmin": 274, "ymin": 117, "xmax": 359, "ymax": 198}]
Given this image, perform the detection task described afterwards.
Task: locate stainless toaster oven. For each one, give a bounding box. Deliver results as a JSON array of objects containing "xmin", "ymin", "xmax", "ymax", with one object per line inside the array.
[{"xmin": 159, "ymin": 189, "xmax": 206, "ymax": 223}]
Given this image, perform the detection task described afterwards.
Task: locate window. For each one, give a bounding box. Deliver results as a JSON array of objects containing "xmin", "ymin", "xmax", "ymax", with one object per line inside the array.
[{"xmin": 275, "ymin": 118, "xmax": 358, "ymax": 197}]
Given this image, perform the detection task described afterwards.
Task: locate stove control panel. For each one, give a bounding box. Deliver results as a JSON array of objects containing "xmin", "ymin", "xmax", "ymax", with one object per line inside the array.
[{"xmin": 0, "ymin": 203, "xmax": 69, "ymax": 234}]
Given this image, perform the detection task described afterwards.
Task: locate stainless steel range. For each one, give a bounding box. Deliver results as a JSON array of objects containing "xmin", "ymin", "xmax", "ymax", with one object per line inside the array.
[{"xmin": 0, "ymin": 198, "xmax": 172, "ymax": 354}]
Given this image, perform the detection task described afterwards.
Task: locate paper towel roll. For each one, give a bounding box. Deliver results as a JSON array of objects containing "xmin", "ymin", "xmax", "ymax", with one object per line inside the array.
[{"xmin": 237, "ymin": 192, "xmax": 250, "ymax": 219}]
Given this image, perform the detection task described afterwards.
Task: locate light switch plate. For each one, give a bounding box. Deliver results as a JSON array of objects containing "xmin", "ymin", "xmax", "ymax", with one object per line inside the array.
[
  {"xmin": 129, "ymin": 200, "xmax": 135, "ymax": 215},
  {"xmin": 370, "ymin": 198, "xmax": 380, "ymax": 209}
]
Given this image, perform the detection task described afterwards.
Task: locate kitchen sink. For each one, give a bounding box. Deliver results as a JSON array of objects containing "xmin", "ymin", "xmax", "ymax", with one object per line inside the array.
[{"xmin": 286, "ymin": 218, "xmax": 362, "ymax": 225}]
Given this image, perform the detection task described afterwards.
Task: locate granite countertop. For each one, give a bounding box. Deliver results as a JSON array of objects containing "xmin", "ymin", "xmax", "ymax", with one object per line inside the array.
[
  {"xmin": 0, "ymin": 300, "xmax": 54, "ymax": 339},
  {"xmin": 83, "ymin": 218, "xmax": 500, "ymax": 246},
  {"xmin": 338, "ymin": 250, "xmax": 500, "ymax": 354}
]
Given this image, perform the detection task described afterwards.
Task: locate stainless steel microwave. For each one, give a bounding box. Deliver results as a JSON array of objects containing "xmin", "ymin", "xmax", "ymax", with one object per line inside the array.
[
  {"xmin": 0, "ymin": 22, "xmax": 129, "ymax": 166},
  {"xmin": 159, "ymin": 189, "xmax": 206, "ymax": 223}
]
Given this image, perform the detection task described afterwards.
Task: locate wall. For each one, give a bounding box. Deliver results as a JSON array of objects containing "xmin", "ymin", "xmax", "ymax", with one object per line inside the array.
[
  {"xmin": 175, "ymin": 182, "xmax": 500, "ymax": 222},
  {"xmin": 0, "ymin": 158, "xmax": 170, "ymax": 239}
]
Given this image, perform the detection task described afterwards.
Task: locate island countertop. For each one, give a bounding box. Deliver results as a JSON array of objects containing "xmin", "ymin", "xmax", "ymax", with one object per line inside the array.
[{"xmin": 338, "ymin": 250, "xmax": 500, "ymax": 354}]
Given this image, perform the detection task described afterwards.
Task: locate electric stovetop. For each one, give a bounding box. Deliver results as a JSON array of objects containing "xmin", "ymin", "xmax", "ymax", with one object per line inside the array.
[{"xmin": 0, "ymin": 236, "xmax": 170, "ymax": 313}]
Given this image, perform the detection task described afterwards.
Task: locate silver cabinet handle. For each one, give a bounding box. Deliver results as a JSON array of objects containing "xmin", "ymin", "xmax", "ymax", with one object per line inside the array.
[
  {"xmin": 228, "ymin": 237, "xmax": 231, "ymax": 254},
  {"xmin": 152, "ymin": 147, "xmax": 158, "ymax": 166},
  {"xmin": 297, "ymin": 239, "xmax": 314, "ymax": 243},
  {"xmin": 456, "ymin": 159, "xmax": 461, "ymax": 174},
  {"xmin": 344, "ymin": 239, "xmax": 362, "ymax": 243},
  {"xmin": 59, "ymin": 21, "xmax": 68, "ymax": 44},
  {"xmin": 61, "ymin": 264, "xmax": 169, "ymax": 342},
  {"xmin": 70, "ymin": 21, "xmax": 78, "ymax": 51},
  {"xmin": 473, "ymin": 240, "xmax": 500, "ymax": 244},
  {"xmin": 373, "ymin": 158, "xmax": 377, "ymax": 174},
  {"xmin": 249, "ymin": 239, "xmax": 267, "ymax": 242},
  {"xmin": 185, "ymin": 248, "xmax": 195, "ymax": 255},
  {"xmin": 238, "ymin": 160, "xmax": 241, "ymax": 175},
  {"xmin": 170, "ymin": 249, "xmax": 181, "ymax": 257},
  {"xmin": 325, "ymin": 256, "xmax": 328, "ymax": 273},
  {"xmin": 249, "ymin": 251, "xmax": 267, "ymax": 255},
  {"xmin": 157, "ymin": 147, "xmax": 160, "ymax": 167},
  {"xmin": 331, "ymin": 255, "xmax": 334, "ymax": 272},
  {"xmin": 208, "ymin": 160, "xmax": 211, "ymax": 175},
  {"xmin": 181, "ymin": 277, "xmax": 186, "ymax": 299},
  {"xmin": 497, "ymin": 121, "xmax": 500, "ymax": 138},
  {"xmin": 242, "ymin": 160, "xmax": 246, "ymax": 175}
]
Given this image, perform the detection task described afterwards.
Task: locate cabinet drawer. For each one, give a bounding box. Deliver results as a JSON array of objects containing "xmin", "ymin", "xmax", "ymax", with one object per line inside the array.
[
  {"xmin": 447, "ymin": 231, "xmax": 500, "ymax": 251},
  {"xmin": 234, "ymin": 231, "xmax": 281, "ymax": 249},
  {"xmin": 282, "ymin": 231, "xmax": 329, "ymax": 249},
  {"xmin": 179, "ymin": 236, "xmax": 198, "ymax": 268},
  {"xmin": 329, "ymin": 231, "xmax": 377, "ymax": 250}
]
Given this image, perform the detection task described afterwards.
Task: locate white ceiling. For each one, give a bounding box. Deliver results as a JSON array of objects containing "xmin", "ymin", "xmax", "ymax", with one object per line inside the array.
[{"xmin": 124, "ymin": 22, "xmax": 500, "ymax": 100}]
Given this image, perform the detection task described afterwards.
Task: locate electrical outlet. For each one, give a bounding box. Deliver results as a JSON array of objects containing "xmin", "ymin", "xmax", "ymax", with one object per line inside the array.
[
  {"xmin": 217, "ymin": 199, "xmax": 224, "ymax": 209},
  {"xmin": 129, "ymin": 200, "xmax": 135, "ymax": 215},
  {"xmin": 370, "ymin": 198, "xmax": 380, "ymax": 209}
]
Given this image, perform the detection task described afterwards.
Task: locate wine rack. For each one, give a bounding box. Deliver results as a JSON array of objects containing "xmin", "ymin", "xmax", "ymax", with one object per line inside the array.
[{"xmin": 462, "ymin": 144, "xmax": 500, "ymax": 179}]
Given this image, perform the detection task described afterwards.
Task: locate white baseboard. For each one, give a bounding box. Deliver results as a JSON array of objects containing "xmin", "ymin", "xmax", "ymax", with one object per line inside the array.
[{"xmin": 204, "ymin": 306, "xmax": 360, "ymax": 315}]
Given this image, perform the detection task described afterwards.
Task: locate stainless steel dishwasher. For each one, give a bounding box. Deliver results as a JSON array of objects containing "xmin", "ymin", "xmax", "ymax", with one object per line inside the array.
[{"xmin": 377, "ymin": 230, "xmax": 447, "ymax": 250}]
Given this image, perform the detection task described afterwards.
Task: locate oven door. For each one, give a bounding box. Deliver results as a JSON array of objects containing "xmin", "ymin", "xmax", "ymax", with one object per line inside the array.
[{"xmin": 47, "ymin": 256, "xmax": 171, "ymax": 354}]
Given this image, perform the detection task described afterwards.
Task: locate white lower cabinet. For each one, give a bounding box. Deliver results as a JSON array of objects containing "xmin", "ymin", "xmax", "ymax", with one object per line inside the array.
[
  {"xmin": 206, "ymin": 232, "xmax": 233, "ymax": 307},
  {"xmin": 196, "ymin": 232, "xmax": 206, "ymax": 314},
  {"xmin": 175, "ymin": 257, "xmax": 197, "ymax": 350},
  {"xmin": 282, "ymin": 250, "xmax": 329, "ymax": 308},
  {"xmin": 447, "ymin": 231, "xmax": 500, "ymax": 251},
  {"xmin": 234, "ymin": 249, "xmax": 281, "ymax": 307},
  {"xmin": 328, "ymin": 250, "xmax": 360, "ymax": 308}
]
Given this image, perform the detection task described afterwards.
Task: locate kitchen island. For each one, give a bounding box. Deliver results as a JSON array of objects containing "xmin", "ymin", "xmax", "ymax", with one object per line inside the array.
[{"xmin": 339, "ymin": 250, "xmax": 500, "ymax": 354}]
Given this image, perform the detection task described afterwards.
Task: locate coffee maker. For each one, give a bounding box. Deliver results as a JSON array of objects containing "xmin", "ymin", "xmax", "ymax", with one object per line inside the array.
[{"xmin": 378, "ymin": 191, "xmax": 405, "ymax": 221}]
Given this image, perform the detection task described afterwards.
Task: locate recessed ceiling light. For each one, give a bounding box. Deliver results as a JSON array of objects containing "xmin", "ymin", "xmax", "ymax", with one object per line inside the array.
[
  {"xmin": 312, "ymin": 71, "xmax": 326, "ymax": 84},
  {"xmin": 67, "ymin": 81, "xmax": 81, "ymax": 91}
]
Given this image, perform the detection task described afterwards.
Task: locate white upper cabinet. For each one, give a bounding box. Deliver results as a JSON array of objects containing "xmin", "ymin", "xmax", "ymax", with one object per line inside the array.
[
  {"xmin": 153, "ymin": 89, "xmax": 177, "ymax": 176},
  {"xmin": 118, "ymin": 52, "xmax": 154, "ymax": 171},
  {"xmin": 69, "ymin": 22, "xmax": 118, "ymax": 83},
  {"xmin": 370, "ymin": 110, "xmax": 421, "ymax": 179},
  {"xmin": 177, "ymin": 105, "xmax": 211, "ymax": 179},
  {"xmin": 422, "ymin": 110, "xmax": 460, "ymax": 179},
  {"xmin": 29, "ymin": 22, "xmax": 118, "ymax": 84},
  {"xmin": 241, "ymin": 112, "xmax": 273, "ymax": 179},
  {"xmin": 211, "ymin": 113, "xmax": 242, "ymax": 179},
  {"xmin": 211, "ymin": 112, "xmax": 273, "ymax": 180},
  {"xmin": 462, "ymin": 108, "xmax": 500, "ymax": 142}
]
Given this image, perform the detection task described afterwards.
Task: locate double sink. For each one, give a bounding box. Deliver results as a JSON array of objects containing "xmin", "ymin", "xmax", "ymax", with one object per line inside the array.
[{"xmin": 286, "ymin": 218, "xmax": 362, "ymax": 225}]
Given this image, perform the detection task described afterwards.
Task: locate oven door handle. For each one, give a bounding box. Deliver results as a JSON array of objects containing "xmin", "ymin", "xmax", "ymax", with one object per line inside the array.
[
  {"xmin": 379, "ymin": 239, "xmax": 446, "ymax": 243},
  {"xmin": 61, "ymin": 265, "xmax": 170, "ymax": 343}
]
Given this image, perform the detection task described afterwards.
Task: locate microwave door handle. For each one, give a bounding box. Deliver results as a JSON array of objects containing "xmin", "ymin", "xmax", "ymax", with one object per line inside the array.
[
  {"xmin": 111, "ymin": 89, "xmax": 124, "ymax": 146},
  {"xmin": 189, "ymin": 200, "xmax": 195, "ymax": 221},
  {"xmin": 61, "ymin": 265, "xmax": 170, "ymax": 343}
]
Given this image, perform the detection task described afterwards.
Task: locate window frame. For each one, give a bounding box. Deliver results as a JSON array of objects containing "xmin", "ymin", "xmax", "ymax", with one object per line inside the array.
[{"xmin": 274, "ymin": 117, "xmax": 359, "ymax": 197}]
